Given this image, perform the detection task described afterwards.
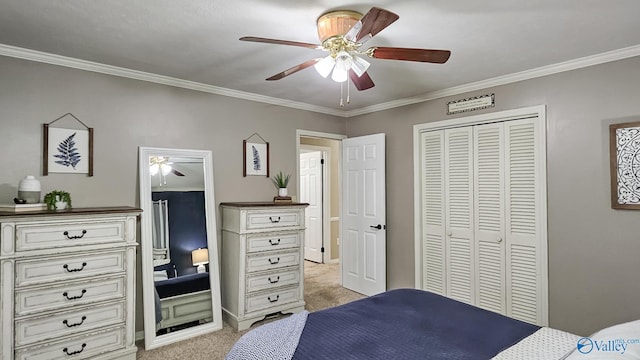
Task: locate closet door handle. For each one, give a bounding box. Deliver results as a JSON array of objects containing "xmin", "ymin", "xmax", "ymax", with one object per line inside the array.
[
  {"xmin": 370, "ymin": 224, "xmax": 382, "ymax": 230},
  {"xmin": 497, "ymin": 237, "xmax": 503, "ymax": 243},
  {"xmin": 447, "ymin": 232, "xmax": 453, "ymax": 237}
]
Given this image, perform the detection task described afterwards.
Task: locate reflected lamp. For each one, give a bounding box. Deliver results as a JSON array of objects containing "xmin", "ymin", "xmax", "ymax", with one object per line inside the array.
[{"xmin": 191, "ymin": 248, "xmax": 209, "ymax": 273}]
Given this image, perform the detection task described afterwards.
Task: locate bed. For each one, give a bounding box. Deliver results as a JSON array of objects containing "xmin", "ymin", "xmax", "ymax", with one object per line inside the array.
[
  {"xmin": 227, "ymin": 288, "xmax": 637, "ymax": 360},
  {"xmin": 154, "ymin": 271, "xmax": 213, "ymax": 331}
]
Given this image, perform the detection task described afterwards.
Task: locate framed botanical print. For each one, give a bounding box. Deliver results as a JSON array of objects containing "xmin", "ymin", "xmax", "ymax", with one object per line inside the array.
[
  {"xmin": 243, "ymin": 140, "xmax": 269, "ymax": 177},
  {"xmin": 43, "ymin": 113, "xmax": 94, "ymax": 176},
  {"xmin": 609, "ymin": 121, "xmax": 640, "ymax": 209}
]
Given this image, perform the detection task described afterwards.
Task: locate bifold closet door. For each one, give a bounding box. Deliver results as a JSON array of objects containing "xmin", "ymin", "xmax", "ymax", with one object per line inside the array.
[
  {"xmin": 473, "ymin": 123, "xmax": 506, "ymax": 314},
  {"xmin": 444, "ymin": 127, "xmax": 475, "ymax": 304}
]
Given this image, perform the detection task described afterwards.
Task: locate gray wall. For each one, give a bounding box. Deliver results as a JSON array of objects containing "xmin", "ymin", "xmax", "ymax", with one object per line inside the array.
[
  {"xmin": 0, "ymin": 55, "xmax": 346, "ymax": 333},
  {"xmin": 346, "ymin": 56, "xmax": 640, "ymax": 336},
  {"xmin": 2, "ymin": 52, "xmax": 639, "ymax": 338}
]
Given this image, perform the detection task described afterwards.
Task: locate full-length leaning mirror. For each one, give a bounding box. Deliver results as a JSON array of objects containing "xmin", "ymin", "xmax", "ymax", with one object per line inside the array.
[{"xmin": 139, "ymin": 147, "xmax": 222, "ymax": 349}]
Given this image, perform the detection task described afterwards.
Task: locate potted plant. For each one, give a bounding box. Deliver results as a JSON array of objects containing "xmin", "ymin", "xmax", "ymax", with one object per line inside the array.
[
  {"xmin": 44, "ymin": 190, "xmax": 72, "ymax": 210},
  {"xmin": 271, "ymin": 171, "xmax": 291, "ymax": 197}
]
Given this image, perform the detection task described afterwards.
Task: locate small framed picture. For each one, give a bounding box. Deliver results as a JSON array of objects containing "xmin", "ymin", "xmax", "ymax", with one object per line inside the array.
[
  {"xmin": 609, "ymin": 121, "xmax": 640, "ymax": 209},
  {"xmin": 43, "ymin": 125, "xmax": 93, "ymax": 176},
  {"xmin": 243, "ymin": 140, "xmax": 269, "ymax": 177}
]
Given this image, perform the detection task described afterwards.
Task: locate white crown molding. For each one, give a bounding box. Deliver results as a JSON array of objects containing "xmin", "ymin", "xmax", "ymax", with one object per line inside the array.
[
  {"xmin": 1, "ymin": 43, "xmax": 639, "ymax": 118},
  {"xmin": 345, "ymin": 44, "xmax": 640, "ymax": 117},
  {"xmin": 0, "ymin": 44, "xmax": 346, "ymax": 118}
]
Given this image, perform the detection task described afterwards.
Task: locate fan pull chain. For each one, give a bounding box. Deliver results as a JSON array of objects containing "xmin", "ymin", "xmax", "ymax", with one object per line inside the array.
[
  {"xmin": 339, "ymin": 82, "xmax": 345, "ymax": 107},
  {"xmin": 347, "ymin": 79, "xmax": 351, "ymax": 105}
]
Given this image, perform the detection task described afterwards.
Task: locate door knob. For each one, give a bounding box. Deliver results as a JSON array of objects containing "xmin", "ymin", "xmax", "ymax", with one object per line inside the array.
[
  {"xmin": 497, "ymin": 237, "xmax": 503, "ymax": 243},
  {"xmin": 370, "ymin": 224, "xmax": 383, "ymax": 230}
]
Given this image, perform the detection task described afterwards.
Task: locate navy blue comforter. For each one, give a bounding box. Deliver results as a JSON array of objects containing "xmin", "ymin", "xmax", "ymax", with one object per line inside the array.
[{"xmin": 292, "ymin": 289, "xmax": 540, "ymax": 360}]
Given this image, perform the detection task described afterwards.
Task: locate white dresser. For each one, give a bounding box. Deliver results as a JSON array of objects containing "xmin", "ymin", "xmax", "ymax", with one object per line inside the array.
[
  {"xmin": 220, "ymin": 202, "xmax": 308, "ymax": 331},
  {"xmin": 0, "ymin": 207, "xmax": 140, "ymax": 360}
]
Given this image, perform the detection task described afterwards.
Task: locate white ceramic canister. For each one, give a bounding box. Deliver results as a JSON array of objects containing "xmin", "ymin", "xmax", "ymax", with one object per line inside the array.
[{"xmin": 18, "ymin": 176, "xmax": 41, "ymax": 204}]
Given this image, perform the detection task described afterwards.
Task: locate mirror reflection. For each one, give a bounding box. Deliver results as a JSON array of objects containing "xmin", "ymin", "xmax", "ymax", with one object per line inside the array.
[{"xmin": 139, "ymin": 147, "xmax": 222, "ymax": 350}]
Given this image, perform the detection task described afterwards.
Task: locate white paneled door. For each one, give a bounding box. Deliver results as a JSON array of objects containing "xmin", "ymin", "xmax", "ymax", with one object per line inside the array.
[
  {"xmin": 300, "ymin": 151, "xmax": 323, "ymax": 263},
  {"xmin": 341, "ymin": 133, "xmax": 386, "ymax": 296}
]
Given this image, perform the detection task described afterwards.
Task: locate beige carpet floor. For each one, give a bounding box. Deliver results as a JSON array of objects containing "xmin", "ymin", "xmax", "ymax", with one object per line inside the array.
[{"xmin": 136, "ymin": 261, "xmax": 364, "ymax": 359}]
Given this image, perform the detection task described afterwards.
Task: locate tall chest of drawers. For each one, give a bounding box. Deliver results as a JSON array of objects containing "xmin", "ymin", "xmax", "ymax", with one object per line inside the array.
[
  {"xmin": 220, "ymin": 202, "xmax": 308, "ymax": 331},
  {"xmin": 0, "ymin": 207, "xmax": 140, "ymax": 360}
]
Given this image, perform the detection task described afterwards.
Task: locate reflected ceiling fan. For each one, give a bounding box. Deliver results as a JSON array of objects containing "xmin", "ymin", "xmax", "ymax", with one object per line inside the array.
[
  {"xmin": 240, "ymin": 7, "xmax": 451, "ymax": 106},
  {"xmin": 149, "ymin": 156, "xmax": 185, "ymax": 179}
]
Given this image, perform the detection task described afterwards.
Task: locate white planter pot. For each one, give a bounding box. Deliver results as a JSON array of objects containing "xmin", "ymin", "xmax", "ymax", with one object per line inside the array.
[{"xmin": 278, "ymin": 188, "xmax": 288, "ymax": 197}]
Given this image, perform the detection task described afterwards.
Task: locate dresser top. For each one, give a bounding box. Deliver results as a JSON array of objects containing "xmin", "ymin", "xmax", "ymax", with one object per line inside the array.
[
  {"xmin": 220, "ymin": 202, "xmax": 308, "ymax": 208},
  {"xmin": 0, "ymin": 206, "xmax": 142, "ymax": 218}
]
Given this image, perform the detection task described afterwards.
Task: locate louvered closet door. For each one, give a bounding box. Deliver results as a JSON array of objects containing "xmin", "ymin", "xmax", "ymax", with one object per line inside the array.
[
  {"xmin": 444, "ymin": 128, "xmax": 475, "ymax": 304},
  {"xmin": 420, "ymin": 131, "xmax": 446, "ymax": 294},
  {"xmin": 473, "ymin": 124, "xmax": 506, "ymax": 314},
  {"xmin": 505, "ymin": 118, "xmax": 545, "ymax": 325}
]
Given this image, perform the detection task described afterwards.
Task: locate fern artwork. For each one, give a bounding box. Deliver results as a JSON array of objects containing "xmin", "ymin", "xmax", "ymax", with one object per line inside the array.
[
  {"xmin": 244, "ymin": 141, "xmax": 268, "ymax": 176},
  {"xmin": 53, "ymin": 132, "xmax": 82, "ymax": 169},
  {"xmin": 46, "ymin": 127, "xmax": 90, "ymax": 174}
]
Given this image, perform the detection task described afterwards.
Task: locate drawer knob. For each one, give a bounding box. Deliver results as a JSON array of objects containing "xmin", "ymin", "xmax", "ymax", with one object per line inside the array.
[
  {"xmin": 268, "ymin": 257, "xmax": 280, "ymax": 265},
  {"xmin": 63, "ymin": 262, "xmax": 87, "ymax": 273},
  {"xmin": 269, "ymin": 216, "xmax": 281, "ymax": 223},
  {"xmin": 63, "ymin": 289, "xmax": 87, "ymax": 300},
  {"xmin": 268, "ymin": 276, "xmax": 280, "ymax": 284},
  {"xmin": 268, "ymin": 295, "xmax": 280, "ymax": 303},
  {"xmin": 63, "ymin": 229, "xmax": 87, "ymax": 240},
  {"xmin": 63, "ymin": 316, "xmax": 87, "ymax": 328},
  {"xmin": 269, "ymin": 239, "xmax": 281, "ymax": 246},
  {"xmin": 63, "ymin": 343, "xmax": 86, "ymax": 356}
]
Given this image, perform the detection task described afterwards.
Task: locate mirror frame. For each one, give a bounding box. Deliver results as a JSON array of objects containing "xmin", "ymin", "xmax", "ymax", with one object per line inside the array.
[{"xmin": 139, "ymin": 146, "xmax": 223, "ymax": 349}]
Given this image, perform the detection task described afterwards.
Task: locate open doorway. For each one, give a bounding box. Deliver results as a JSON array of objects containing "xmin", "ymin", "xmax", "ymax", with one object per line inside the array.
[{"xmin": 297, "ymin": 130, "xmax": 344, "ymax": 288}]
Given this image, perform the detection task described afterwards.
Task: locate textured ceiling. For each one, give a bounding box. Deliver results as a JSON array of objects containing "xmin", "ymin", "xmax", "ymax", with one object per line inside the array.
[{"xmin": 1, "ymin": 1, "xmax": 639, "ymax": 115}]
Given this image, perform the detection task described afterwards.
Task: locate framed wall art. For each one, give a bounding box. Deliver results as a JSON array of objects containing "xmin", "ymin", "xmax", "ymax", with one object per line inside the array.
[
  {"xmin": 243, "ymin": 133, "xmax": 269, "ymax": 177},
  {"xmin": 609, "ymin": 121, "xmax": 640, "ymax": 209},
  {"xmin": 43, "ymin": 113, "xmax": 94, "ymax": 176}
]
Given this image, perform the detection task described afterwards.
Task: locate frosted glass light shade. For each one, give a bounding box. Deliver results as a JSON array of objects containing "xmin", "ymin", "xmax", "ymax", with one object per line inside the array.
[
  {"xmin": 149, "ymin": 163, "xmax": 159, "ymax": 176},
  {"xmin": 314, "ymin": 56, "xmax": 335, "ymax": 78},
  {"xmin": 160, "ymin": 164, "xmax": 172, "ymax": 176},
  {"xmin": 331, "ymin": 51, "xmax": 352, "ymax": 83},
  {"xmin": 351, "ymin": 55, "xmax": 370, "ymax": 77}
]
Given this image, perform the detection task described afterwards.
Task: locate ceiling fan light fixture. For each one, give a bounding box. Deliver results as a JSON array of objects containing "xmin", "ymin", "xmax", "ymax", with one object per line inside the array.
[
  {"xmin": 331, "ymin": 51, "xmax": 352, "ymax": 83},
  {"xmin": 161, "ymin": 164, "xmax": 172, "ymax": 176},
  {"xmin": 314, "ymin": 55, "xmax": 335, "ymax": 78},
  {"xmin": 351, "ymin": 55, "xmax": 370, "ymax": 77},
  {"xmin": 149, "ymin": 163, "xmax": 160, "ymax": 176}
]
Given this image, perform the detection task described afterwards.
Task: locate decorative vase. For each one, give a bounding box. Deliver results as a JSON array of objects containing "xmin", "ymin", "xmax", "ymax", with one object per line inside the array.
[
  {"xmin": 278, "ymin": 188, "xmax": 288, "ymax": 197},
  {"xmin": 18, "ymin": 175, "xmax": 41, "ymax": 204}
]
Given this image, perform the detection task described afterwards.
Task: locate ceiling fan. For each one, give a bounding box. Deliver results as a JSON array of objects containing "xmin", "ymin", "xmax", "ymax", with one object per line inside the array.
[
  {"xmin": 149, "ymin": 156, "xmax": 185, "ymax": 177},
  {"xmin": 240, "ymin": 7, "xmax": 451, "ymax": 103}
]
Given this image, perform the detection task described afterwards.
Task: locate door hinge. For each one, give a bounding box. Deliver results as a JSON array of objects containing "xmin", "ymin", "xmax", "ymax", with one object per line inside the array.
[
  {"xmin": 320, "ymin": 158, "xmax": 325, "ymax": 165},
  {"xmin": 321, "ymin": 247, "xmax": 325, "ymax": 253}
]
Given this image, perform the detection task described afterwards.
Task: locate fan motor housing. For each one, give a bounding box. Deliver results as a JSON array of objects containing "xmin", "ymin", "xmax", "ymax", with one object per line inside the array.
[{"xmin": 316, "ymin": 10, "xmax": 362, "ymax": 42}]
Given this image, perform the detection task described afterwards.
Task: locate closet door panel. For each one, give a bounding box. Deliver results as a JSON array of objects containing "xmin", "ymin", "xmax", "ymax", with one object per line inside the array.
[
  {"xmin": 474, "ymin": 124, "xmax": 506, "ymax": 314},
  {"xmin": 444, "ymin": 128, "xmax": 474, "ymax": 304},
  {"xmin": 421, "ymin": 132, "xmax": 446, "ymax": 294},
  {"xmin": 505, "ymin": 118, "xmax": 544, "ymax": 325}
]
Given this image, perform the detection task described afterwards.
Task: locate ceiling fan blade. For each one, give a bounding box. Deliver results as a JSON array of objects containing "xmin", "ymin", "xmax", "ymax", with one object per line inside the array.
[
  {"xmin": 172, "ymin": 169, "xmax": 185, "ymax": 177},
  {"xmin": 239, "ymin": 36, "xmax": 322, "ymax": 50},
  {"xmin": 369, "ymin": 47, "xmax": 451, "ymax": 64},
  {"xmin": 345, "ymin": 7, "xmax": 399, "ymax": 44},
  {"xmin": 349, "ymin": 70, "xmax": 375, "ymax": 91},
  {"xmin": 266, "ymin": 58, "xmax": 322, "ymax": 80}
]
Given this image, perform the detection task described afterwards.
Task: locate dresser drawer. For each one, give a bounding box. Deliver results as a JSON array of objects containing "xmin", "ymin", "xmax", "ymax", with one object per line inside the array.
[
  {"xmin": 15, "ymin": 276, "xmax": 125, "ymax": 316},
  {"xmin": 15, "ymin": 250, "xmax": 125, "ymax": 287},
  {"xmin": 15, "ymin": 301, "xmax": 125, "ymax": 347},
  {"xmin": 15, "ymin": 326, "xmax": 125, "ymax": 360},
  {"xmin": 245, "ymin": 286, "xmax": 300, "ymax": 313},
  {"xmin": 246, "ymin": 231, "xmax": 300, "ymax": 253},
  {"xmin": 15, "ymin": 218, "xmax": 127, "ymax": 251},
  {"xmin": 246, "ymin": 268, "xmax": 300, "ymax": 293},
  {"xmin": 246, "ymin": 209, "xmax": 302, "ymax": 230},
  {"xmin": 246, "ymin": 250, "xmax": 300, "ymax": 273}
]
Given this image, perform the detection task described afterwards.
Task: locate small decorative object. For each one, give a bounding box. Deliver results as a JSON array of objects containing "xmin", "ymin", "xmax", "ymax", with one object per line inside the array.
[
  {"xmin": 272, "ymin": 171, "xmax": 291, "ymax": 197},
  {"xmin": 243, "ymin": 132, "xmax": 269, "ymax": 177},
  {"xmin": 610, "ymin": 121, "xmax": 640, "ymax": 209},
  {"xmin": 44, "ymin": 190, "xmax": 72, "ymax": 210},
  {"xmin": 43, "ymin": 113, "xmax": 94, "ymax": 176},
  {"xmin": 191, "ymin": 248, "xmax": 209, "ymax": 273},
  {"xmin": 17, "ymin": 175, "xmax": 42, "ymax": 204}
]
